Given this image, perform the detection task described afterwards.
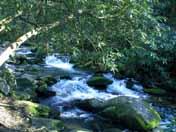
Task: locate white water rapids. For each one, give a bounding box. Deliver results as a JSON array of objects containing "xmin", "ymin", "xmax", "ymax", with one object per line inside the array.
[{"xmin": 42, "ymin": 55, "xmax": 147, "ymax": 113}]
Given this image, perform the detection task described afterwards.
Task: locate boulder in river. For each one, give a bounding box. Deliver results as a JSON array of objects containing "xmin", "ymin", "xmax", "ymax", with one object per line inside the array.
[
  {"xmin": 77, "ymin": 96, "xmax": 161, "ymax": 131},
  {"xmin": 87, "ymin": 75, "xmax": 113, "ymax": 89}
]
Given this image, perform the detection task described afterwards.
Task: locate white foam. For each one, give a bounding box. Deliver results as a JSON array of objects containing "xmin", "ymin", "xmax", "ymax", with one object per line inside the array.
[
  {"xmin": 49, "ymin": 77, "xmax": 117, "ymax": 104},
  {"xmin": 60, "ymin": 108, "xmax": 92, "ymax": 119},
  {"xmin": 16, "ymin": 48, "xmax": 32, "ymax": 55},
  {"xmin": 45, "ymin": 54, "xmax": 74, "ymax": 71},
  {"xmin": 104, "ymin": 73, "xmax": 141, "ymax": 98}
]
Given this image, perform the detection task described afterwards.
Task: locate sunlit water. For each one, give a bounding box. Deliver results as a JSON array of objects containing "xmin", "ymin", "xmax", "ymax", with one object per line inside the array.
[
  {"xmin": 45, "ymin": 54, "xmax": 74, "ymax": 71},
  {"xmin": 16, "ymin": 47, "xmax": 32, "ymax": 55}
]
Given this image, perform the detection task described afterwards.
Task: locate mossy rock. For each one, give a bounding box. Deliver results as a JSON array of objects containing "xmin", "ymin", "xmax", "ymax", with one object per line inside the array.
[
  {"xmin": 31, "ymin": 117, "xmax": 64, "ymax": 131},
  {"xmin": 36, "ymin": 77, "xmax": 57, "ymax": 98},
  {"xmin": 87, "ymin": 76, "xmax": 113, "ymax": 89},
  {"xmin": 11, "ymin": 91, "xmax": 34, "ymax": 100},
  {"xmin": 36, "ymin": 88, "xmax": 56, "ymax": 98},
  {"xmin": 15, "ymin": 101, "xmax": 51, "ymax": 117},
  {"xmin": 37, "ymin": 81, "xmax": 48, "ymax": 93},
  {"xmin": 37, "ymin": 76, "xmax": 57, "ymax": 91},
  {"xmin": 144, "ymin": 88, "xmax": 167, "ymax": 96},
  {"xmin": 41, "ymin": 76, "xmax": 57, "ymax": 86},
  {"xmin": 78, "ymin": 96, "xmax": 161, "ymax": 131}
]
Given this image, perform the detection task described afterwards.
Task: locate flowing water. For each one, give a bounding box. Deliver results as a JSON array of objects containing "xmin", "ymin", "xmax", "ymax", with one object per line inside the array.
[{"xmin": 39, "ymin": 54, "xmax": 176, "ymax": 132}]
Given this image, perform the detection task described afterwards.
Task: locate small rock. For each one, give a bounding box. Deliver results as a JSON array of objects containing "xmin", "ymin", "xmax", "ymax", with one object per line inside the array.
[
  {"xmin": 87, "ymin": 75, "xmax": 113, "ymax": 89},
  {"xmin": 36, "ymin": 76, "xmax": 57, "ymax": 98}
]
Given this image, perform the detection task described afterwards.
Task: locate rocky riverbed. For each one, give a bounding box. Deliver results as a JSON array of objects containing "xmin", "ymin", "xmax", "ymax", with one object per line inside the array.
[{"xmin": 0, "ymin": 47, "xmax": 176, "ymax": 132}]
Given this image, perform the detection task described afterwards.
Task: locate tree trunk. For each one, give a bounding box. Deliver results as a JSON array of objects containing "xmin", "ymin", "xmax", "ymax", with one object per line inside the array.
[
  {"xmin": 0, "ymin": 11, "xmax": 22, "ymax": 33},
  {"xmin": 0, "ymin": 20, "xmax": 61, "ymax": 66}
]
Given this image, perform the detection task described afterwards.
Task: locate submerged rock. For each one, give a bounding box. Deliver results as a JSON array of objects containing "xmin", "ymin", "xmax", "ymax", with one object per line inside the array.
[
  {"xmin": 78, "ymin": 96, "xmax": 161, "ymax": 131},
  {"xmin": 31, "ymin": 117, "xmax": 64, "ymax": 131},
  {"xmin": 87, "ymin": 75, "xmax": 113, "ymax": 89}
]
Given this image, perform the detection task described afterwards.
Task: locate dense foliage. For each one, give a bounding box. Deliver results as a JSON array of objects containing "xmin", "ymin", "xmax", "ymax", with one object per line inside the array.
[{"xmin": 0, "ymin": 0, "xmax": 176, "ymax": 91}]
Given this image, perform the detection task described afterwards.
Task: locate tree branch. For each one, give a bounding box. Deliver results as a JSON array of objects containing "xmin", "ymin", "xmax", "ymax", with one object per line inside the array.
[
  {"xmin": 0, "ymin": 15, "xmax": 73, "ymax": 66},
  {"xmin": 0, "ymin": 11, "xmax": 23, "ymax": 32}
]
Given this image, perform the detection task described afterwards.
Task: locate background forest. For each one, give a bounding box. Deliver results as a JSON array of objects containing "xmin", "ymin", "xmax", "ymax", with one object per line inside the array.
[{"xmin": 1, "ymin": 0, "xmax": 176, "ymax": 92}]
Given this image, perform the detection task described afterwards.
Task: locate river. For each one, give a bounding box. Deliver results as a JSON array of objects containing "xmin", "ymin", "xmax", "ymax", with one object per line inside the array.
[{"xmin": 13, "ymin": 48, "xmax": 176, "ymax": 132}]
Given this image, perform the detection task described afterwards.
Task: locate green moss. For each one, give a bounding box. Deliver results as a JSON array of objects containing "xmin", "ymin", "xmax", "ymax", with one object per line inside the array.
[
  {"xmin": 37, "ymin": 76, "xmax": 57, "ymax": 93},
  {"xmin": 134, "ymin": 112, "xmax": 160, "ymax": 131},
  {"xmin": 15, "ymin": 101, "xmax": 51, "ymax": 117},
  {"xmin": 144, "ymin": 88, "xmax": 167, "ymax": 96},
  {"xmin": 11, "ymin": 91, "xmax": 33, "ymax": 100},
  {"xmin": 38, "ymin": 83, "xmax": 48, "ymax": 93},
  {"xmin": 42, "ymin": 76, "xmax": 57, "ymax": 86}
]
